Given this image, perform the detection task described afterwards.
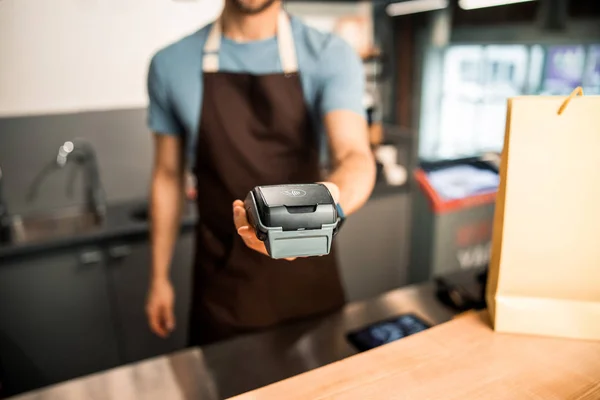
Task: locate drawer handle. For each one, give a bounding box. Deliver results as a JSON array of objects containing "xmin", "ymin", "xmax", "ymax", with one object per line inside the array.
[
  {"xmin": 109, "ymin": 245, "xmax": 132, "ymax": 259},
  {"xmin": 80, "ymin": 250, "xmax": 102, "ymax": 265}
]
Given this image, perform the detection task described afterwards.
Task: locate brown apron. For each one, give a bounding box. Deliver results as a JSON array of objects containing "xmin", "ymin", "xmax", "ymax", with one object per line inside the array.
[{"xmin": 189, "ymin": 11, "xmax": 346, "ymax": 346}]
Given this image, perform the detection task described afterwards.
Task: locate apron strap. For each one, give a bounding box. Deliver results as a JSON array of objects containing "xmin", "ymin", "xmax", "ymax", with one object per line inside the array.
[
  {"xmin": 202, "ymin": 10, "xmax": 298, "ymax": 74},
  {"xmin": 276, "ymin": 11, "xmax": 298, "ymax": 75},
  {"xmin": 203, "ymin": 18, "xmax": 222, "ymax": 73}
]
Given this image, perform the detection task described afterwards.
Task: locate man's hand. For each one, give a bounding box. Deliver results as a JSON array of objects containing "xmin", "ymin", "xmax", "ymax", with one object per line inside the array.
[
  {"xmin": 232, "ymin": 182, "xmax": 340, "ymax": 260},
  {"xmin": 146, "ymin": 279, "xmax": 175, "ymax": 338},
  {"xmin": 232, "ymin": 199, "xmax": 275, "ymax": 258}
]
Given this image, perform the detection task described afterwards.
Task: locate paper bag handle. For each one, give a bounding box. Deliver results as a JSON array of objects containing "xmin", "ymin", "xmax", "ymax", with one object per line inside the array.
[{"xmin": 557, "ymin": 87, "xmax": 584, "ymax": 115}]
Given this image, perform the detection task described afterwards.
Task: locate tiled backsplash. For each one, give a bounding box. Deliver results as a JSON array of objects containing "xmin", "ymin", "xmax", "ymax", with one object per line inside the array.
[{"xmin": 0, "ymin": 108, "xmax": 152, "ymax": 215}]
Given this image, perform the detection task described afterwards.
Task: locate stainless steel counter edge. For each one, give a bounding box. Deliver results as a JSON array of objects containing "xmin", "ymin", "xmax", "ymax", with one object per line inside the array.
[
  {"xmin": 8, "ymin": 282, "xmax": 456, "ymax": 400},
  {"xmin": 0, "ymin": 201, "xmax": 198, "ymax": 261}
]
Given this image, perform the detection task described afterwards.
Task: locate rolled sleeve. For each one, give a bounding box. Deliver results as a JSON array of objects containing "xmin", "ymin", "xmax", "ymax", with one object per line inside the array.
[
  {"xmin": 147, "ymin": 54, "xmax": 182, "ymax": 136},
  {"xmin": 317, "ymin": 37, "xmax": 366, "ymax": 119}
]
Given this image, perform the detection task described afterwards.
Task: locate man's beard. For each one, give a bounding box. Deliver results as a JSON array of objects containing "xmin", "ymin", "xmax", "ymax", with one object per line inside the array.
[{"xmin": 230, "ymin": 0, "xmax": 278, "ymax": 15}]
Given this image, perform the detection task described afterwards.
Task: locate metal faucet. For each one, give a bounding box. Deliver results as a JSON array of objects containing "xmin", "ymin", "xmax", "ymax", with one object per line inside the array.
[
  {"xmin": 27, "ymin": 139, "xmax": 107, "ymax": 222},
  {"xmin": 57, "ymin": 139, "xmax": 107, "ymax": 220}
]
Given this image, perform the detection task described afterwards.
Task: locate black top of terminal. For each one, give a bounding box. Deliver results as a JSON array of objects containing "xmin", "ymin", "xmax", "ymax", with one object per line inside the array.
[
  {"xmin": 250, "ymin": 184, "xmax": 337, "ymax": 231},
  {"xmin": 257, "ymin": 184, "xmax": 334, "ymax": 208}
]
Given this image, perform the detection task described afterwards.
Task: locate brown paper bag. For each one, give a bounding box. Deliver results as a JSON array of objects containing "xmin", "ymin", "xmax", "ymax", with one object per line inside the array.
[{"xmin": 487, "ymin": 88, "xmax": 600, "ymax": 341}]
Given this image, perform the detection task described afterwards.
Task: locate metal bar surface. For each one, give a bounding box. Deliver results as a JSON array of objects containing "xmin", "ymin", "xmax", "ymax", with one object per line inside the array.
[{"xmin": 9, "ymin": 282, "xmax": 455, "ymax": 400}]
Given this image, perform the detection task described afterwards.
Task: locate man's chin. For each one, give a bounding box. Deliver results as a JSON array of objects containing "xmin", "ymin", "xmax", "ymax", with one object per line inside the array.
[{"xmin": 230, "ymin": 0, "xmax": 278, "ymax": 15}]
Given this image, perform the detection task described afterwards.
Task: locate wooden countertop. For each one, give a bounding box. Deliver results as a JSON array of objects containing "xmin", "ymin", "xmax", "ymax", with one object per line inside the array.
[{"xmin": 230, "ymin": 312, "xmax": 600, "ymax": 400}]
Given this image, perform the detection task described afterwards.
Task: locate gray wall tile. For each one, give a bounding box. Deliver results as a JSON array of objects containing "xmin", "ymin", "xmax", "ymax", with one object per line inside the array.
[{"xmin": 0, "ymin": 108, "xmax": 152, "ymax": 215}]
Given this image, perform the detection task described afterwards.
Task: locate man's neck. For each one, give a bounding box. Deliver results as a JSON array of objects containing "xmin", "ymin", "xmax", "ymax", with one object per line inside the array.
[{"xmin": 221, "ymin": 3, "xmax": 281, "ymax": 42}]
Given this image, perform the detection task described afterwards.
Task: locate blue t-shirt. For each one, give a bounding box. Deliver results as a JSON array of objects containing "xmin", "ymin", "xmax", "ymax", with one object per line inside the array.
[{"xmin": 147, "ymin": 16, "xmax": 365, "ymax": 163}]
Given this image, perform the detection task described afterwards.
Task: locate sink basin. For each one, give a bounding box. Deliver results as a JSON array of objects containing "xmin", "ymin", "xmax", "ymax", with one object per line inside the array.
[
  {"xmin": 10, "ymin": 208, "xmax": 103, "ymax": 245},
  {"xmin": 129, "ymin": 203, "xmax": 196, "ymax": 224},
  {"xmin": 130, "ymin": 206, "xmax": 149, "ymax": 222}
]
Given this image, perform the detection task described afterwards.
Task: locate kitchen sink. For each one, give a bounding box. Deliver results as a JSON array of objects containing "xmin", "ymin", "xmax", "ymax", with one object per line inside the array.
[
  {"xmin": 9, "ymin": 208, "xmax": 104, "ymax": 245},
  {"xmin": 128, "ymin": 203, "xmax": 196, "ymax": 224},
  {"xmin": 130, "ymin": 206, "xmax": 149, "ymax": 222}
]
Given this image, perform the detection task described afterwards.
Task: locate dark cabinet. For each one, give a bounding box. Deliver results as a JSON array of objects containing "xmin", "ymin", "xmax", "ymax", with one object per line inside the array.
[
  {"xmin": 0, "ymin": 231, "xmax": 195, "ymax": 397},
  {"xmin": 336, "ymin": 193, "xmax": 409, "ymax": 302},
  {"xmin": 0, "ymin": 247, "xmax": 121, "ymax": 396},
  {"xmin": 106, "ymin": 232, "xmax": 194, "ymax": 364}
]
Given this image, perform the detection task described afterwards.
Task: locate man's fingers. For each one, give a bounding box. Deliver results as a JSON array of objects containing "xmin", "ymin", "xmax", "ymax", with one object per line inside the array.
[
  {"xmin": 233, "ymin": 202, "xmax": 249, "ymax": 231},
  {"xmin": 164, "ymin": 306, "xmax": 176, "ymax": 332},
  {"xmin": 147, "ymin": 303, "xmax": 175, "ymax": 338},
  {"xmin": 238, "ymin": 226, "xmax": 262, "ymax": 248},
  {"xmin": 148, "ymin": 309, "xmax": 167, "ymax": 338},
  {"xmin": 237, "ymin": 226, "xmax": 270, "ymax": 256},
  {"xmin": 237, "ymin": 225, "xmax": 253, "ymax": 240},
  {"xmin": 234, "ymin": 200, "xmax": 290, "ymax": 259}
]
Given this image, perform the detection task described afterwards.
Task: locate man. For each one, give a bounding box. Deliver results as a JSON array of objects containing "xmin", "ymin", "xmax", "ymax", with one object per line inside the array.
[{"xmin": 146, "ymin": 0, "xmax": 376, "ymax": 346}]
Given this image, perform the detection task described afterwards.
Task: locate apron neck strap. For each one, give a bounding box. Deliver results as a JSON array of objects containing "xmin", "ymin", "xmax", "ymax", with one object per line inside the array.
[{"xmin": 203, "ymin": 10, "xmax": 298, "ymax": 74}]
